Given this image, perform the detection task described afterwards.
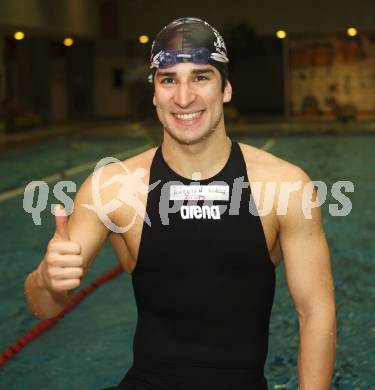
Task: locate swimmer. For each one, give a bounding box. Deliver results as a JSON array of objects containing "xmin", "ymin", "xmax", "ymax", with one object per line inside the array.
[{"xmin": 24, "ymin": 17, "xmax": 336, "ymax": 390}]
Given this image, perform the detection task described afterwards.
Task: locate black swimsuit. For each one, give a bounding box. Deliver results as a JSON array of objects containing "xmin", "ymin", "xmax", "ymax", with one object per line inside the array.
[{"xmin": 103, "ymin": 141, "xmax": 276, "ymax": 390}]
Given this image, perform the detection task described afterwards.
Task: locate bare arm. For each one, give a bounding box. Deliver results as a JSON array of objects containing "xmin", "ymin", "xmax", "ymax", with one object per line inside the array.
[
  {"xmin": 108, "ymin": 233, "xmax": 134, "ymax": 274},
  {"xmin": 24, "ymin": 173, "xmax": 109, "ymax": 319},
  {"xmin": 278, "ymin": 169, "xmax": 336, "ymax": 389}
]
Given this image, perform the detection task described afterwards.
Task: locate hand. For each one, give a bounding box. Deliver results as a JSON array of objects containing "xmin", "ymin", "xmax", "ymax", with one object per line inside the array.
[{"xmin": 38, "ymin": 205, "xmax": 83, "ymax": 294}]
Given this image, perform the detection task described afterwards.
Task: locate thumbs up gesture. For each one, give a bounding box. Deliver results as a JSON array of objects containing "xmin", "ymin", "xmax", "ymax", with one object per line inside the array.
[{"xmin": 39, "ymin": 205, "xmax": 83, "ymax": 293}]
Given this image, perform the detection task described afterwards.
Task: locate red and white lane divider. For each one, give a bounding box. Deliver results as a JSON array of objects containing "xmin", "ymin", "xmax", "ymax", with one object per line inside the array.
[{"xmin": 0, "ymin": 265, "xmax": 123, "ymax": 367}]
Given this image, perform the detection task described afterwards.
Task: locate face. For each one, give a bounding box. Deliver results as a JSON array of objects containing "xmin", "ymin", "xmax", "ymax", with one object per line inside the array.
[{"xmin": 153, "ymin": 62, "xmax": 232, "ymax": 145}]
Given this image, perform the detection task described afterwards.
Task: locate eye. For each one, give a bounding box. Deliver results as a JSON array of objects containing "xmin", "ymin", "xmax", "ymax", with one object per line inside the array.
[
  {"xmin": 195, "ymin": 75, "xmax": 208, "ymax": 81},
  {"xmin": 161, "ymin": 78, "xmax": 175, "ymax": 84}
]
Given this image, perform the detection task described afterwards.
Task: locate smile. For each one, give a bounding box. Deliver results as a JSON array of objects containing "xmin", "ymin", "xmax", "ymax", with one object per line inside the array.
[{"xmin": 173, "ymin": 111, "xmax": 204, "ymax": 121}]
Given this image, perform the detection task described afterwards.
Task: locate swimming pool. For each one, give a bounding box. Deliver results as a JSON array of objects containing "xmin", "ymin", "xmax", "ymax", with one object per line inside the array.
[{"xmin": 1, "ymin": 130, "xmax": 374, "ymax": 389}]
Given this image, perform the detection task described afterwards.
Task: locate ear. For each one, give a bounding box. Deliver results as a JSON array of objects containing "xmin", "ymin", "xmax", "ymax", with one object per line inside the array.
[
  {"xmin": 153, "ymin": 94, "xmax": 156, "ymax": 106},
  {"xmin": 223, "ymin": 81, "xmax": 232, "ymax": 103}
]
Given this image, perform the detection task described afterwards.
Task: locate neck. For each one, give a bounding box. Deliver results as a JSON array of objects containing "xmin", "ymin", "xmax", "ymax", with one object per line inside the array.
[{"xmin": 161, "ymin": 127, "xmax": 232, "ymax": 180}]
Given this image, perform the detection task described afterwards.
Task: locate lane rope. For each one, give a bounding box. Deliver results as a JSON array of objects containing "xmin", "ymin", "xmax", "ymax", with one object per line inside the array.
[
  {"xmin": 1, "ymin": 142, "xmax": 153, "ymax": 366},
  {"xmin": 0, "ymin": 265, "xmax": 124, "ymax": 367}
]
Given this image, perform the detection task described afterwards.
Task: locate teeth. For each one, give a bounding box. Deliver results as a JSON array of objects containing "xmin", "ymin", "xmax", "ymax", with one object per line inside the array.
[{"xmin": 175, "ymin": 111, "xmax": 202, "ymax": 120}]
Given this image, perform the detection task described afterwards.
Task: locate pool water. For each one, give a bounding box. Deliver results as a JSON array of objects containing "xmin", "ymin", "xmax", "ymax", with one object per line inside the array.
[{"xmin": 0, "ymin": 131, "xmax": 374, "ymax": 389}]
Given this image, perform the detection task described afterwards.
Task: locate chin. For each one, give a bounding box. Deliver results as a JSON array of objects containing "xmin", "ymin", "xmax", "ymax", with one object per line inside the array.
[{"xmin": 166, "ymin": 125, "xmax": 215, "ymax": 145}]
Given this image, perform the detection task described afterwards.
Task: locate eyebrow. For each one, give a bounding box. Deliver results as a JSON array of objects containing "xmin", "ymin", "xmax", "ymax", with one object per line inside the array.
[
  {"xmin": 156, "ymin": 68, "xmax": 215, "ymax": 78},
  {"xmin": 192, "ymin": 69, "xmax": 214, "ymax": 75}
]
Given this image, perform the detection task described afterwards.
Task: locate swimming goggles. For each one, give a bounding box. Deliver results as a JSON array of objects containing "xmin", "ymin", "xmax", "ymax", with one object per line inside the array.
[{"xmin": 150, "ymin": 47, "xmax": 228, "ymax": 69}]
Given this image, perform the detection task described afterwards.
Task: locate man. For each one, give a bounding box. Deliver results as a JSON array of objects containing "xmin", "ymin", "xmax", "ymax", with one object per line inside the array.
[{"xmin": 24, "ymin": 17, "xmax": 336, "ymax": 389}]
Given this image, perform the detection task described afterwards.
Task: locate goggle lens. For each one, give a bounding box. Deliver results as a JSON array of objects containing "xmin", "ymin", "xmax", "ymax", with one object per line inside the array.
[{"xmin": 159, "ymin": 48, "xmax": 211, "ymax": 68}]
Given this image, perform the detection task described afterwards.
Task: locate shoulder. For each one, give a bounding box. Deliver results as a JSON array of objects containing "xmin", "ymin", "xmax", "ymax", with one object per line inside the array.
[
  {"xmin": 76, "ymin": 146, "xmax": 158, "ymax": 202},
  {"xmin": 103, "ymin": 146, "xmax": 158, "ymax": 177},
  {"xmin": 237, "ymin": 141, "xmax": 311, "ymax": 184},
  {"xmin": 91, "ymin": 147, "xmax": 157, "ymax": 181},
  {"xmin": 121, "ymin": 146, "xmax": 158, "ymax": 172},
  {"xmin": 238, "ymin": 141, "xmax": 318, "ymax": 223}
]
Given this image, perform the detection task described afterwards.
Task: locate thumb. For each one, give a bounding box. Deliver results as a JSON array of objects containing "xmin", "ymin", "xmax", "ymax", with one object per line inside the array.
[{"xmin": 53, "ymin": 204, "xmax": 70, "ymax": 241}]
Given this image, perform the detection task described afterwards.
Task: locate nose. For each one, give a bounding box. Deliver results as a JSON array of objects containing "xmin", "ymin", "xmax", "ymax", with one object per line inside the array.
[{"xmin": 173, "ymin": 81, "xmax": 196, "ymax": 108}]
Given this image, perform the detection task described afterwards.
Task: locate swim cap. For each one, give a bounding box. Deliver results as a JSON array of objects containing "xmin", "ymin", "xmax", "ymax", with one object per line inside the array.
[{"xmin": 150, "ymin": 17, "xmax": 229, "ymax": 81}]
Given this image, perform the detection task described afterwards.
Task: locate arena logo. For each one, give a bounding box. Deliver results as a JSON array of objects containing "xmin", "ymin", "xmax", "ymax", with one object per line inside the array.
[
  {"xmin": 180, "ymin": 205, "xmax": 221, "ymax": 220},
  {"xmin": 22, "ymin": 156, "xmax": 355, "ymax": 231}
]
